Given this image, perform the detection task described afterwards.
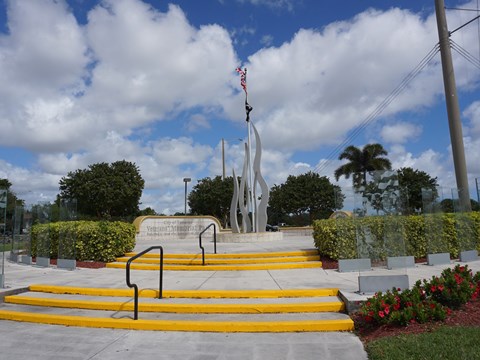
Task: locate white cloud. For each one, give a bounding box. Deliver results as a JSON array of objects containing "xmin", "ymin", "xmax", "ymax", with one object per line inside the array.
[
  {"xmin": 381, "ymin": 122, "xmax": 422, "ymax": 144},
  {"xmin": 2, "ymin": 1, "xmax": 480, "ymax": 213},
  {"xmin": 230, "ymin": 8, "xmax": 451, "ymax": 152}
]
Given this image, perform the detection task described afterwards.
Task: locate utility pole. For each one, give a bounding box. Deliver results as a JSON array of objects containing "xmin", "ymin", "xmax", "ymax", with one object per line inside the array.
[
  {"xmin": 435, "ymin": 0, "xmax": 472, "ymax": 211},
  {"xmin": 222, "ymin": 138, "xmax": 226, "ymax": 180}
]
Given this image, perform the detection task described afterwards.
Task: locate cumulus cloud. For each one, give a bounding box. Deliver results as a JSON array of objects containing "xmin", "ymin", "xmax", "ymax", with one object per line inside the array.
[
  {"xmin": 1, "ymin": 0, "xmax": 480, "ymax": 213},
  {"xmin": 381, "ymin": 122, "xmax": 422, "ymax": 144}
]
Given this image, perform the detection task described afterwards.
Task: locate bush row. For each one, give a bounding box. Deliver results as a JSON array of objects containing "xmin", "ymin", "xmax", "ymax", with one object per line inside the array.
[
  {"xmin": 313, "ymin": 212, "xmax": 480, "ymax": 260},
  {"xmin": 31, "ymin": 221, "xmax": 136, "ymax": 262}
]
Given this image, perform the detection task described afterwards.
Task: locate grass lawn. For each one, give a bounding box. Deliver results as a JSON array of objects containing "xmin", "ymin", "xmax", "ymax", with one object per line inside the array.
[{"xmin": 366, "ymin": 326, "xmax": 480, "ymax": 360}]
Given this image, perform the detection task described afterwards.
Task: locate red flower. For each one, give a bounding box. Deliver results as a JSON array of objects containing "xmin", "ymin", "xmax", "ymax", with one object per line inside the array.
[
  {"xmin": 378, "ymin": 311, "xmax": 385, "ymax": 318},
  {"xmin": 365, "ymin": 315, "xmax": 373, "ymax": 322},
  {"xmin": 430, "ymin": 285, "xmax": 437, "ymax": 292},
  {"xmin": 384, "ymin": 307, "xmax": 390, "ymax": 315},
  {"xmin": 438, "ymin": 284, "xmax": 444, "ymax": 292},
  {"xmin": 430, "ymin": 303, "xmax": 436, "ymax": 309},
  {"xmin": 393, "ymin": 303, "xmax": 400, "ymax": 311},
  {"xmin": 454, "ymin": 274, "xmax": 463, "ymax": 285}
]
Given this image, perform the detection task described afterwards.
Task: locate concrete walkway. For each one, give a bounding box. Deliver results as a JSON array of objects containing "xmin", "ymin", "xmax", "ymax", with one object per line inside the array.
[{"xmin": 1, "ymin": 234, "xmax": 479, "ymax": 360}]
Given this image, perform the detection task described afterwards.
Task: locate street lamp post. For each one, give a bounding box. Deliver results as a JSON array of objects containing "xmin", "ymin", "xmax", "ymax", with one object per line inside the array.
[{"xmin": 183, "ymin": 178, "xmax": 191, "ymax": 215}]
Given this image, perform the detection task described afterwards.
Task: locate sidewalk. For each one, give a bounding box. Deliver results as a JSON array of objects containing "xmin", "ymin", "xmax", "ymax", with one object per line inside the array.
[{"xmin": 1, "ymin": 235, "xmax": 479, "ymax": 360}]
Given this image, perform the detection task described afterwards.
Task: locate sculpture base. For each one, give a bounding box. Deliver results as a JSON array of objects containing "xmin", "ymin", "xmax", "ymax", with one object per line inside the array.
[{"xmin": 218, "ymin": 232, "xmax": 284, "ymax": 243}]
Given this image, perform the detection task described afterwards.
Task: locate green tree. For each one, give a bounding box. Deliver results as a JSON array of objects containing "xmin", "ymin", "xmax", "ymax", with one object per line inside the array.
[
  {"xmin": 0, "ymin": 179, "xmax": 24, "ymax": 233},
  {"xmin": 138, "ymin": 207, "xmax": 157, "ymax": 216},
  {"xmin": 397, "ymin": 167, "xmax": 439, "ymax": 214},
  {"xmin": 188, "ymin": 176, "xmax": 234, "ymax": 227},
  {"xmin": 269, "ymin": 172, "xmax": 343, "ymax": 226},
  {"xmin": 441, "ymin": 198, "xmax": 480, "ymax": 213},
  {"xmin": 334, "ymin": 143, "xmax": 392, "ymax": 189},
  {"xmin": 59, "ymin": 161, "xmax": 144, "ymax": 220}
]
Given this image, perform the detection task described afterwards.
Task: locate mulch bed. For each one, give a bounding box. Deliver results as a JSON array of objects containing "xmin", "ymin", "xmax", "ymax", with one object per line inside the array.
[{"xmin": 31, "ymin": 257, "xmax": 106, "ymax": 268}]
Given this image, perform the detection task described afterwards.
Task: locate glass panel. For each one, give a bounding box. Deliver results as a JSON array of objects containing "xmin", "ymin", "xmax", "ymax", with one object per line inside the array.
[
  {"xmin": 33, "ymin": 202, "xmax": 52, "ymax": 261},
  {"xmin": 58, "ymin": 199, "xmax": 77, "ymax": 262},
  {"xmin": 355, "ymin": 170, "xmax": 407, "ymax": 274},
  {"xmin": 334, "ymin": 187, "xmax": 356, "ymax": 260},
  {"xmin": 10, "ymin": 205, "xmax": 24, "ymax": 262},
  {"xmin": 20, "ymin": 205, "xmax": 33, "ymax": 262},
  {"xmin": 0, "ymin": 189, "xmax": 7, "ymax": 287},
  {"xmin": 452, "ymin": 189, "xmax": 477, "ymax": 254},
  {"xmin": 422, "ymin": 187, "xmax": 448, "ymax": 255}
]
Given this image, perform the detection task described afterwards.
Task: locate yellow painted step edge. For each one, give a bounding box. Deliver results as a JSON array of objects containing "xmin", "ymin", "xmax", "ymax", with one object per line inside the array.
[
  {"xmin": 114, "ymin": 255, "xmax": 320, "ymax": 265},
  {"xmin": 5, "ymin": 296, "xmax": 345, "ymax": 313},
  {"xmin": 105, "ymin": 262, "xmax": 323, "ymax": 271},
  {"xmin": 28, "ymin": 285, "xmax": 339, "ymax": 298},
  {"xmin": 0, "ymin": 310, "xmax": 354, "ymax": 332},
  {"xmin": 124, "ymin": 249, "xmax": 319, "ymax": 259}
]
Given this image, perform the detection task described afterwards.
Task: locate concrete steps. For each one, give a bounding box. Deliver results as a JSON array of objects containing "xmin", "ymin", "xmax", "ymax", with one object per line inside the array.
[
  {"xmin": 106, "ymin": 249, "xmax": 323, "ymax": 271},
  {"xmin": 0, "ymin": 285, "xmax": 354, "ymax": 332}
]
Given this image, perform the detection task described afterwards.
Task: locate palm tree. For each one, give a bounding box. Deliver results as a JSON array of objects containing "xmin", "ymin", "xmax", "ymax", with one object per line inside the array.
[{"xmin": 334, "ymin": 143, "xmax": 392, "ymax": 189}]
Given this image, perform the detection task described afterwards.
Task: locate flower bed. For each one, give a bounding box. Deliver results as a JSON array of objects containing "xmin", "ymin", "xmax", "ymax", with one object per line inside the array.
[{"xmin": 355, "ymin": 265, "xmax": 480, "ymax": 331}]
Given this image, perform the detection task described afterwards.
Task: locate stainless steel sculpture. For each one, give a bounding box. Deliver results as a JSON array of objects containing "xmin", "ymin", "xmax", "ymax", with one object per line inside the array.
[{"xmin": 231, "ymin": 67, "xmax": 269, "ymax": 233}]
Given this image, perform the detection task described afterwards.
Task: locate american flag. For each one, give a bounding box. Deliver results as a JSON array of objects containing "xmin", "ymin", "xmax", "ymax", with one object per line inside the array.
[{"xmin": 236, "ymin": 67, "xmax": 247, "ymax": 94}]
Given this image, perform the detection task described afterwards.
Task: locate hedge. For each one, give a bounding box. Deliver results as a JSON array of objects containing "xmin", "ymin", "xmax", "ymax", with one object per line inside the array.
[
  {"xmin": 31, "ymin": 221, "xmax": 136, "ymax": 262},
  {"xmin": 313, "ymin": 212, "xmax": 480, "ymax": 260}
]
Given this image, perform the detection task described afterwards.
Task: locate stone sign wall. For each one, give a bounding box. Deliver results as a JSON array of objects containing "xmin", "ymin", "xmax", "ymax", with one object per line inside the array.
[{"xmin": 133, "ymin": 216, "xmax": 222, "ymax": 242}]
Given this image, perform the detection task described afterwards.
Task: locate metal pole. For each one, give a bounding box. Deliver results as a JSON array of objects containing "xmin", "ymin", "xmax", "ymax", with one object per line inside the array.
[
  {"xmin": 435, "ymin": 0, "xmax": 472, "ymax": 211},
  {"xmin": 183, "ymin": 178, "xmax": 191, "ymax": 215},
  {"xmin": 1, "ymin": 189, "xmax": 6, "ymax": 288},
  {"xmin": 222, "ymin": 138, "xmax": 226, "ymax": 181},
  {"xmin": 476, "ymin": 177, "xmax": 480, "ymax": 205},
  {"xmin": 247, "ymin": 120, "xmax": 255, "ymax": 232}
]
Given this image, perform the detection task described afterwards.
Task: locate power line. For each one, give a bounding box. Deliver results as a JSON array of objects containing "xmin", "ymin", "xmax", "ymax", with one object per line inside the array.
[
  {"xmin": 313, "ymin": 44, "xmax": 440, "ymax": 175},
  {"xmin": 451, "ymin": 39, "xmax": 480, "ymax": 69}
]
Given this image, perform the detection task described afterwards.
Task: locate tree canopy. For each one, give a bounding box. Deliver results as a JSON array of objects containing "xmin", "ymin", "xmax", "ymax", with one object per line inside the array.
[
  {"xmin": 334, "ymin": 143, "xmax": 392, "ymax": 189},
  {"xmin": 188, "ymin": 176, "xmax": 234, "ymax": 227},
  {"xmin": 0, "ymin": 178, "xmax": 24, "ymax": 232},
  {"xmin": 269, "ymin": 172, "xmax": 343, "ymax": 226},
  {"xmin": 59, "ymin": 161, "xmax": 144, "ymax": 220},
  {"xmin": 397, "ymin": 167, "xmax": 439, "ymax": 214}
]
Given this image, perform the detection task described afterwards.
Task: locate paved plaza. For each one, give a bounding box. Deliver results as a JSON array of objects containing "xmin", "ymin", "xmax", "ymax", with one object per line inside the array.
[{"xmin": 1, "ymin": 234, "xmax": 479, "ymax": 360}]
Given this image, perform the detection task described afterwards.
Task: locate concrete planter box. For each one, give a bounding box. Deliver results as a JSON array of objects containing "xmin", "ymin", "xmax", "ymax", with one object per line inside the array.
[
  {"xmin": 57, "ymin": 259, "xmax": 76, "ymax": 270},
  {"xmin": 358, "ymin": 274, "xmax": 409, "ymax": 293},
  {"xmin": 387, "ymin": 256, "xmax": 415, "ymax": 270},
  {"xmin": 338, "ymin": 258, "xmax": 371, "ymax": 273},
  {"xmin": 459, "ymin": 250, "xmax": 478, "ymax": 262},
  {"xmin": 427, "ymin": 253, "xmax": 450, "ymax": 266},
  {"xmin": 19, "ymin": 255, "xmax": 32, "ymax": 265},
  {"xmin": 36, "ymin": 257, "xmax": 50, "ymax": 268}
]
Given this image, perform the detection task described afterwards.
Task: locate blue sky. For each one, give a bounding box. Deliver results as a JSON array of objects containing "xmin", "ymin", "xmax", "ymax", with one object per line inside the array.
[{"xmin": 0, "ymin": 0, "xmax": 479, "ymax": 214}]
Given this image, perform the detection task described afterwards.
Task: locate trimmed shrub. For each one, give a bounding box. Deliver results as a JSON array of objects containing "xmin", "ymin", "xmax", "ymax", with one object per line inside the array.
[
  {"xmin": 31, "ymin": 221, "xmax": 136, "ymax": 262},
  {"xmin": 313, "ymin": 212, "xmax": 480, "ymax": 260}
]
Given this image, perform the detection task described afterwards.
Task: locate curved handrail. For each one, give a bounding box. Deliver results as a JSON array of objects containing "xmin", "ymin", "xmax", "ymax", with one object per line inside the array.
[
  {"xmin": 126, "ymin": 246, "xmax": 163, "ymax": 320},
  {"xmin": 198, "ymin": 223, "xmax": 217, "ymax": 265}
]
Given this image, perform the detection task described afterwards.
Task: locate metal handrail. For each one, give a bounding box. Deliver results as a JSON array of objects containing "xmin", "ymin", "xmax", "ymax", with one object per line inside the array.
[
  {"xmin": 126, "ymin": 246, "xmax": 163, "ymax": 320},
  {"xmin": 198, "ymin": 223, "xmax": 217, "ymax": 265}
]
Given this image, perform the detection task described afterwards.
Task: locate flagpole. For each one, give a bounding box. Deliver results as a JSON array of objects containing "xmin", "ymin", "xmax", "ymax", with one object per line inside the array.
[{"xmin": 244, "ymin": 69, "xmax": 255, "ymax": 232}]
